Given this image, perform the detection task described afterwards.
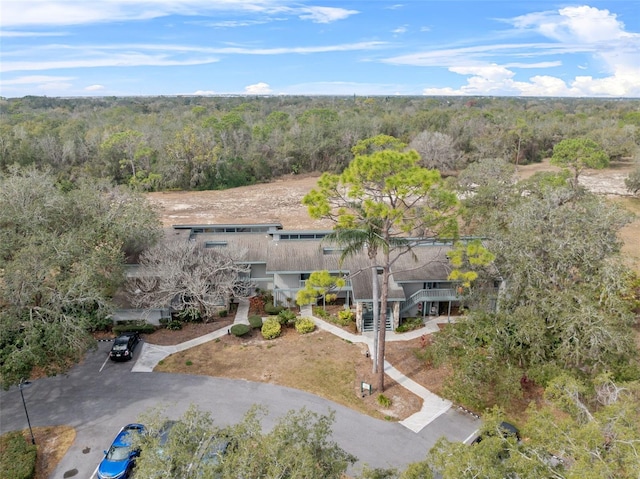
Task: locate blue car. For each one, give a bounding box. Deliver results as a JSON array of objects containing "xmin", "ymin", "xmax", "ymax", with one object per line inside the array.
[{"xmin": 97, "ymin": 423, "xmax": 146, "ymax": 479}]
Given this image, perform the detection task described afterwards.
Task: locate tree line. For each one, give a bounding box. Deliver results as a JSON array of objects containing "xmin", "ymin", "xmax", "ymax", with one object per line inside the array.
[{"xmin": 1, "ymin": 95, "xmax": 638, "ymax": 191}]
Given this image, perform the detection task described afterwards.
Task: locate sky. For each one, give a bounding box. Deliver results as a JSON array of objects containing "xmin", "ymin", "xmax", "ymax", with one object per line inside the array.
[{"xmin": 1, "ymin": 1, "xmax": 639, "ymax": 98}]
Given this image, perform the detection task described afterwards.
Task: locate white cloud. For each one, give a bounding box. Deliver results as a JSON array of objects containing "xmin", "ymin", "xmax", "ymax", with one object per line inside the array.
[
  {"xmin": 1, "ymin": 1, "xmax": 358, "ymax": 27},
  {"xmin": 1, "ymin": 52, "xmax": 220, "ymax": 73},
  {"xmin": 512, "ymin": 6, "xmax": 630, "ymax": 43},
  {"xmin": 449, "ymin": 64, "xmax": 514, "ymax": 82},
  {"xmin": 393, "ymin": 25, "xmax": 408, "ymax": 34},
  {"xmin": 1, "ymin": 41, "xmax": 386, "ymax": 73},
  {"xmin": 193, "ymin": 90, "xmax": 216, "ymax": 95},
  {"xmin": 403, "ymin": 5, "xmax": 640, "ymax": 97},
  {"xmin": 84, "ymin": 84, "xmax": 104, "ymax": 91},
  {"xmin": 244, "ymin": 82, "xmax": 272, "ymax": 94},
  {"xmin": 1, "ymin": 74, "xmax": 75, "ymax": 85},
  {"xmin": 0, "ymin": 30, "xmax": 67, "ymax": 37},
  {"xmin": 503, "ymin": 61, "xmax": 561, "ymax": 69},
  {"xmin": 298, "ymin": 6, "xmax": 358, "ymax": 23}
]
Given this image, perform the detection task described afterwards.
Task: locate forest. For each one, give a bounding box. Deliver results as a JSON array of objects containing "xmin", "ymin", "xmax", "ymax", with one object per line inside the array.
[
  {"xmin": 1, "ymin": 95, "xmax": 640, "ymax": 478},
  {"xmin": 1, "ymin": 95, "xmax": 639, "ymax": 189}
]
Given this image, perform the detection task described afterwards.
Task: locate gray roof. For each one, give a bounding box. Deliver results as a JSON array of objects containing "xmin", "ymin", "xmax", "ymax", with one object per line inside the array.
[
  {"xmin": 173, "ymin": 224, "xmax": 484, "ymax": 302},
  {"xmin": 193, "ymin": 232, "xmax": 270, "ymax": 264},
  {"xmin": 389, "ymin": 244, "xmax": 454, "ymax": 282}
]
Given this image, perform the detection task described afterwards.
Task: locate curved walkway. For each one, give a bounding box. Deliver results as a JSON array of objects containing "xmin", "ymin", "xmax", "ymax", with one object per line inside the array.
[{"xmin": 134, "ymin": 299, "xmax": 453, "ymax": 433}]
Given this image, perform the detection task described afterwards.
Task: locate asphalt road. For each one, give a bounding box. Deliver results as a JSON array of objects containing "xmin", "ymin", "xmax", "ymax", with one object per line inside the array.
[{"xmin": 0, "ymin": 340, "xmax": 479, "ymax": 479}]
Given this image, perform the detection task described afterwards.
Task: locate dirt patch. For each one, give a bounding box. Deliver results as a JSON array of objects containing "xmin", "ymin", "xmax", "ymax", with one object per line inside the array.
[
  {"xmin": 142, "ymin": 319, "xmax": 234, "ymax": 345},
  {"xmin": 155, "ymin": 327, "xmax": 422, "ymax": 421},
  {"xmin": 147, "ymin": 173, "xmax": 331, "ymax": 230},
  {"xmin": 146, "ymin": 162, "xmax": 639, "ymax": 273}
]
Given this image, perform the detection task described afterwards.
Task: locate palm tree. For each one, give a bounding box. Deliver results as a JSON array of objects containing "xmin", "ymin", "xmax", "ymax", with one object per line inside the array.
[{"xmin": 325, "ymin": 219, "xmax": 411, "ymax": 376}]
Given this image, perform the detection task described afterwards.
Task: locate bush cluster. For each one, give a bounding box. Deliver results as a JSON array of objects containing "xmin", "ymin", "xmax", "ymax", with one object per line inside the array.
[
  {"xmin": 336, "ymin": 310, "xmax": 355, "ymax": 326},
  {"xmin": 113, "ymin": 323, "xmax": 155, "ymax": 335},
  {"xmin": 277, "ymin": 309, "xmax": 297, "ymax": 327},
  {"xmin": 312, "ymin": 307, "xmax": 330, "ymax": 319},
  {"xmin": 377, "ymin": 394, "xmax": 392, "ymax": 408},
  {"xmin": 264, "ymin": 302, "xmax": 285, "ymax": 315},
  {"xmin": 395, "ymin": 317, "xmax": 424, "ymax": 333},
  {"xmin": 261, "ymin": 318, "xmax": 281, "ymax": 340},
  {"xmin": 248, "ymin": 315, "xmax": 263, "ymax": 329},
  {"xmin": 230, "ymin": 324, "xmax": 251, "ymax": 337},
  {"xmin": 295, "ymin": 317, "xmax": 316, "ymax": 334},
  {"xmin": 0, "ymin": 431, "xmax": 37, "ymax": 479},
  {"xmin": 165, "ymin": 320, "xmax": 183, "ymax": 331},
  {"xmin": 175, "ymin": 308, "xmax": 202, "ymax": 322}
]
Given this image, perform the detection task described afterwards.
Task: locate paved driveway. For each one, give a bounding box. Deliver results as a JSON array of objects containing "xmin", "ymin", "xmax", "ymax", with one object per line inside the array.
[{"xmin": 0, "ymin": 341, "xmax": 479, "ymax": 479}]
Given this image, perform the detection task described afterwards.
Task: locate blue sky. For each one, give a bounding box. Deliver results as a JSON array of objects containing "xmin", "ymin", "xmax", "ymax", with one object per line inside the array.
[{"xmin": 1, "ymin": 1, "xmax": 639, "ymax": 98}]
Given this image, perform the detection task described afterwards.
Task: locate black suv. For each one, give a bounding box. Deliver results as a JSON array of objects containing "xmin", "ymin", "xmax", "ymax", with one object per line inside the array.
[{"xmin": 109, "ymin": 332, "xmax": 141, "ymax": 361}]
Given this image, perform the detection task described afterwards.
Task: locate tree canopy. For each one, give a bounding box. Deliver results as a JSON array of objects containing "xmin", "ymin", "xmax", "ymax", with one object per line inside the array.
[
  {"xmin": 2, "ymin": 96, "xmax": 638, "ymax": 191},
  {"xmin": 133, "ymin": 405, "xmax": 356, "ymax": 479},
  {"xmin": 0, "ymin": 167, "xmax": 161, "ymax": 388},
  {"xmin": 550, "ymin": 138, "xmax": 609, "ymax": 189},
  {"xmin": 303, "ymin": 135, "xmax": 460, "ymax": 390},
  {"xmin": 127, "ymin": 238, "xmax": 252, "ymax": 320},
  {"xmin": 433, "ymin": 162, "xmax": 639, "ymax": 410}
]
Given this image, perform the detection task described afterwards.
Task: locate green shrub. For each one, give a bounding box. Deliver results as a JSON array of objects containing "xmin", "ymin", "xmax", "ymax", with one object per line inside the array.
[
  {"xmin": 218, "ymin": 309, "xmax": 228, "ymax": 318},
  {"xmin": 0, "ymin": 431, "xmax": 37, "ymax": 479},
  {"xmin": 312, "ymin": 307, "xmax": 330, "ymax": 319},
  {"xmin": 277, "ymin": 309, "xmax": 297, "ymax": 326},
  {"xmin": 230, "ymin": 324, "xmax": 251, "ymax": 337},
  {"xmin": 87, "ymin": 314, "xmax": 113, "ymax": 332},
  {"xmin": 113, "ymin": 323, "xmax": 155, "ymax": 335},
  {"xmin": 261, "ymin": 318, "xmax": 281, "ymax": 340},
  {"xmin": 377, "ymin": 394, "xmax": 392, "ymax": 408},
  {"xmin": 336, "ymin": 309, "xmax": 355, "ymax": 326},
  {"xmin": 176, "ymin": 308, "xmax": 202, "ymax": 322},
  {"xmin": 295, "ymin": 317, "xmax": 316, "ymax": 334},
  {"xmin": 264, "ymin": 302, "xmax": 284, "ymax": 315},
  {"xmin": 248, "ymin": 315, "xmax": 263, "ymax": 329},
  {"xmin": 395, "ymin": 317, "xmax": 423, "ymax": 333},
  {"xmin": 166, "ymin": 320, "xmax": 183, "ymax": 330}
]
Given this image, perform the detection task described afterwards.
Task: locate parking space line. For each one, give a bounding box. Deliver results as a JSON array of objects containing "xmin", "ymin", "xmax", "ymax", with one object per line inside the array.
[
  {"xmin": 99, "ymin": 354, "xmax": 110, "ymax": 372},
  {"xmin": 463, "ymin": 429, "xmax": 479, "ymax": 445}
]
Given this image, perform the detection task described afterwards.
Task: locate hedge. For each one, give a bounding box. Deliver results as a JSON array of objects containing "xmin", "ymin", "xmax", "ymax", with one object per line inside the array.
[
  {"xmin": 295, "ymin": 317, "xmax": 316, "ymax": 334},
  {"xmin": 261, "ymin": 318, "xmax": 281, "ymax": 340},
  {"xmin": 248, "ymin": 315, "xmax": 263, "ymax": 329},
  {"xmin": 264, "ymin": 302, "xmax": 285, "ymax": 315},
  {"xmin": 113, "ymin": 323, "xmax": 156, "ymax": 335},
  {"xmin": 230, "ymin": 324, "xmax": 251, "ymax": 337},
  {"xmin": 0, "ymin": 431, "xmax": 37, "ymax": 479}
]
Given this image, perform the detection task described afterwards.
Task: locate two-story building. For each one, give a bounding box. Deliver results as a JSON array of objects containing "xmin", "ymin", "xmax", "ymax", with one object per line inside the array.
[{"xmin": 169, "ymin": 223, "xmax": 501, "ymax": 332}]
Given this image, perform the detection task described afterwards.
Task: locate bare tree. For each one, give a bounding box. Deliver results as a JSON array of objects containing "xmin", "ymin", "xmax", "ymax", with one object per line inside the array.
[
  {"xmin": 409, "ymin": 130, "xmax": 463, "ymax": 172},
  {"xmin": 128, "ymin": 239, "xmax": 251, "ymax": 320}
]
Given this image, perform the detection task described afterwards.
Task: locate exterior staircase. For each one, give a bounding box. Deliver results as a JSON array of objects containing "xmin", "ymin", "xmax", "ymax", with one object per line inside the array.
[
  {"xmin": 362, "ymin": 314, "xmax": 393, "ymax": 332},
  {"xmin": 399, "ymin": 288, "xmax": 459, "ymax": 315}
]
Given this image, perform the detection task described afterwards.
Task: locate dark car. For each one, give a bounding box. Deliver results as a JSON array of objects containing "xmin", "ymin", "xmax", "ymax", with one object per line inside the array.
[
  {"xmin": 187, "ymin": 434, "xmax": 232, "ymax": 477},
  {"xmin": 109, "ymin": 332, "xmax": 140, "ymax": 361},
  {"xmin": 97, "ymin": 423, "xmax": 146, "ymax": 479},
  {"xmin": 470, "ymin": 421, "xmax": 521, "ymax": 445}
]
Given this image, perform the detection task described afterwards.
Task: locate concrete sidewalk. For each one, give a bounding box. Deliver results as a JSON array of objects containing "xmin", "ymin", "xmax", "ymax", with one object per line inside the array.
[
  {"xmin": 299, "ymin": 305, "xmax": 452, "ymax": 432},
  {"xmin": 132, "ymin": 299, "xmax": 250, "ymax": 372},
  {"xmin": 134, "ymin": 299, "xmax": 454, "ymax": 432}
]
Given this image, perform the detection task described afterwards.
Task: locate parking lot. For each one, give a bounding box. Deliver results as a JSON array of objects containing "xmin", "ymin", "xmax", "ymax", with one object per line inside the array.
[{"xmin": 1, "ymin": 341, "xmax": 479, "ymax": 478}]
